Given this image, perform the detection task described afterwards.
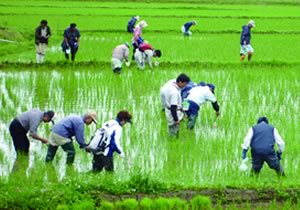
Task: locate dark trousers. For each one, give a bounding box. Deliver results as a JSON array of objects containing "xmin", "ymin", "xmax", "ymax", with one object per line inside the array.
[
  {"xmin": 251, "ymin": 153, "xmax": 284, "ymax": 176},
  {"xmin": 45, "ymin": 142, "xmax": 76, "ymax": 165},
  {"xmin": 186, "ymin": 100, "xmax": 200, "ymax": 130},
  {"xmin": 9, "ymin": 118, "xmax": 29, "ymax": 154},
  {"xmin": 92, "ymin": 154, "xmax": 114, "ymax": 172}
]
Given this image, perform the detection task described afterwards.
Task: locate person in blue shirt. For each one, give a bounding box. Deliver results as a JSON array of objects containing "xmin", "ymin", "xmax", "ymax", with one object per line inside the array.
[
  {"xmin": 45, "ymin": 111, "xmax": 97, "ymax": 165},
  {"xmin": 240, "ymin": 117, "xmax": 285, "ymax": 176},
  {"xmin": 127, "ymin": 16, "xmax": 140, "ymax": 33},
  {"xmin": 61, "ymin": 23, "xmax": 80, "ymax": 61},
  {"xmin": 240, "ymin": 20, "xmax": 255, "ymax": 62},
  {"xmin": 181, "ymin": 21, "xmax": 197, "ymax": 36}
]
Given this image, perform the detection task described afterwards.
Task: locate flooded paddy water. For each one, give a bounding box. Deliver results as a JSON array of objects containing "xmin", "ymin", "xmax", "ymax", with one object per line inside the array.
[{"xmin": 0, "ymin": 67, "xmax": 299, "ymax": 188}]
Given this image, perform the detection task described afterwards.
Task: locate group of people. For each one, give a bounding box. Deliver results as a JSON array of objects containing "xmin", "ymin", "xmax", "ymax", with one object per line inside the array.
[
  {"xmin": 32, "ymin": 17, "xmax": 281, "ymax": 176},
  {"xmin": 160, "ymin": 73, "xmax": 220, "ymax": 137},
  {"xmin": 111, "ymin": 16, "xmax": 162, "ymax": 74},
  {"xmin": 35, "ymin": 18, "xmax": 255, "ymax": 65},
  {"xmin": 160, "ymin": 73, "xmax": 285, "ymax": 176},
  {"xmin": 9, "ymin": 109, "xmax": 132, "ymax": 172},
  {"xmin": 35, "ymin": 21, "xmax": 80, "ymax": 63}
]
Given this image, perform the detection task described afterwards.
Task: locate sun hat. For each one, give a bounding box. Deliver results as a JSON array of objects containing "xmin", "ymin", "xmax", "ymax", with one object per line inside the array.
[
  {"xmin": 248, "ymin": 20, "xmax": 255, "ymax": 27},
  {"xmin": 85, "ymin": 110, "xmax": 97, "ymax": 124},
  {"xmin": 138, "ymin": 20, "xmax": 148, "ymax": 28}
]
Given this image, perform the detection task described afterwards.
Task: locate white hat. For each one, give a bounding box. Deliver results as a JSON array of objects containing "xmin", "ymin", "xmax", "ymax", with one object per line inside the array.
[
  {"xmin": 135, "ymin": 16, "xmax": 140, "ymax": 21},
  {"xmin": 248, "ymin": 20, "xmax": 255, "ymax": 27},
  {"xmin": 138, "ymin": 20, "xmax": 148, "ymax": 28},
  {"xmin": 193, "ymin": 20, "xmax": 197, "ymax": 25}
]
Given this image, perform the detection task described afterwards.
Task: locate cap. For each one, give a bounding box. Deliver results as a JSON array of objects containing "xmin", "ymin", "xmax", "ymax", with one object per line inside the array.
[
  {"xmin": 193, "ymin": 20, "xmax": 197, "ymax": 25},
  {"xmin": 135, "ymin": 16, "xmax": 140, "ymax": 21},
  {"xmin": 207, "ymin": 83, "xmax": 215, "ymax": 93},
  {"xmin": 70, "ymin": 23, "xmax": 77, "ymax": 28},
  {"xmin": 257, "ymin": 116, "xmax": 268, "ymax": 124},
  {"xmin": 138, "ymin": 20, "xmax": 148, "ymax": 28},
  {"xmin": 44, "ymin": 110, "xmax": 55, "ymax": 125},
  {"xmin": 117, "ymin": 110, "xmax": 132, "ymax": 124},
  {"xmin": 85, "ymin": 110, "xmax": 97, "ymax": 124},
  {"xmin": 198, "ymin": 81, "xmax": 206, "ymax": 86},
  {"xmin": 248, "ymin": 20, "xmax": 255, "ymax": 27}
]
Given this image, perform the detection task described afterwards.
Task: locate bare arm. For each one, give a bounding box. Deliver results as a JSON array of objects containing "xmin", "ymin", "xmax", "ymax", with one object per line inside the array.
[{"xmin": 30, "ymin": 133, "xmax": 48, "ymax": 144}]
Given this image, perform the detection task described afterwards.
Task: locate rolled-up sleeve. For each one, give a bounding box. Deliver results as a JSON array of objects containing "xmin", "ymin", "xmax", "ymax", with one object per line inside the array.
[
  {"xmin": 274, "ymin": 128, "xmax": 285, "ymax": 153},
  {"xmin": 241, "ymin": 128, "xmax": 253, "ymax": 150}
]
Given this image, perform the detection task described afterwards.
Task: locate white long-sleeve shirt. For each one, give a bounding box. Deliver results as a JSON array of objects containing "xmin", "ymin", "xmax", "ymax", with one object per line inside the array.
[
  {"xmin": 242, "ymin": 127, "xmax": 285, "ymax": 153},
  {"xmin": 186, "ymin": 86, "xmax": 217, "ymax": 106}
]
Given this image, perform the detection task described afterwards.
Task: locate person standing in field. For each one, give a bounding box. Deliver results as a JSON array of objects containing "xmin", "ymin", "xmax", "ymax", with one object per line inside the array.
[
  {"xmin": 160, "ymin": 73, "xmax": 190, "ymax": 137},
  {"xmin": 86, "ymin": 110, "xmax": 132, "ymax": 172},
  {"xmin": 35, "ymin": 20, "xmax": 51, "ymax": 63},
  {"xmin": 134, "ymin": 42, "xmax": 161, "ymax": 70},
  {"xmin": 132, "ymin": 20, "xmax": 148, "ymax": 60},
  {"xmin": 111, "ymin": 42, "xmax": 130, "ymax": 74},
  {"xmin": 62, "ymin": 23, "xmax": 80, "ymax": 61},
  {"xmin": 183, "ymin": 82, "xmax": 220, "ymax": 130},
  {"xmin": 240, "ymin": 117, "xmax": 285, "ymax": 176},
  {"xmin": 240, "ymin": 20, "xmax": 255, "ymax": 62},
  {"xmin": 45, "ymin": 111, "xmax": 97, "ymax": 165},
  {"xmin": 9, "ymin": 109, "xmax": 55, "ymax": 155},
  {"xmin": 181, "ymin": 20, "xmax": 197, "ymax": 36},
  {"xmin": 127, "ymin": 16, "xmax": 140, "ymax": 33}
]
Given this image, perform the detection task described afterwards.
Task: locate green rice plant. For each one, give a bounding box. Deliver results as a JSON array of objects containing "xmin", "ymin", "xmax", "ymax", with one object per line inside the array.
[
  {"xmin": 169, "ymin": 197, "xmax": 188, "ymax": 210},
  {"xmin": 152, "ymin": 197, "xmax": 173, "ymax": 210},
  {"xmin": 190, "ymin": 195, "xmax": 212, "ymax": 210},
  {"xmin": 56, "ymin": 204, "xmax": 69, "ymax": 210},
  {"xmin": 72, "ymin": 199, "xmax": 95, "ymax": 210},
  {"xmin": 115, "ymin": 198, "xmax": 139, "ymax": 210},
  {"xmin": 282, "ymin": 199, "xmax": 292, "ymax": 210},
  {"xmin": 139, "ymin": 197, "xmax": 153, "ymax": 210},
  {"xmin": 98, "ymin": 201, "xmax": 115, "ymax": 210}
]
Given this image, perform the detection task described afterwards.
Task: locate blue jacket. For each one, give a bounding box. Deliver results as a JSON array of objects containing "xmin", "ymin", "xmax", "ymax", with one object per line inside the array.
[
  {"xmin": 64, "ymin": 27, "xmax": 80, "ymax": 45},
  {"xmin": 240, "ymin": 25, "xmax": 251, "ymax": 45},
  {"xmin": 52, "ymin": 115, "xmax": 86, "ymax": 148},
  {"xmin": 184, "ymin": 22, "xmax": 194, "ymax": 31},
  {"xmin": 127, "ymin": 17, "xmax": 138, "ymax": 33}
]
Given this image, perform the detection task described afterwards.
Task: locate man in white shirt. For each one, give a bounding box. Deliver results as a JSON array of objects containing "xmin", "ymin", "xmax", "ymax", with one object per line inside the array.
[
  {"xmin": 240, "ymin": 117, "xmax": 285, "ymax": 176},
  {"xmin": 184, "ymin": 83, "xmax": 220, "ymax": 129},
  {"xmin": 160, "ymin": 73, "xmax": 190, "ymax": 137}
]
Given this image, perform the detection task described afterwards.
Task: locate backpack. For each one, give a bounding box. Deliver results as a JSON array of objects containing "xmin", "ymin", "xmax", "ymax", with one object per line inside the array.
[{"xmin": 87, "ymin": 124, "xmax": 110, "ymax": 155}]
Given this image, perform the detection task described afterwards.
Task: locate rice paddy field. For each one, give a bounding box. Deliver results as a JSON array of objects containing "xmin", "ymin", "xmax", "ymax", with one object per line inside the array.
[{"xmin": 0, "ymin": 0, "xmax": 300, "ymax": 209}]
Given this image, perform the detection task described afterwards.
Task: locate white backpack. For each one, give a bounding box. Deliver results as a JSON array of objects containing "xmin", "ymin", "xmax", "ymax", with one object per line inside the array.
[{"xmin": 87, "ymin": 125, "xmax": 110, "ymax": 155}]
